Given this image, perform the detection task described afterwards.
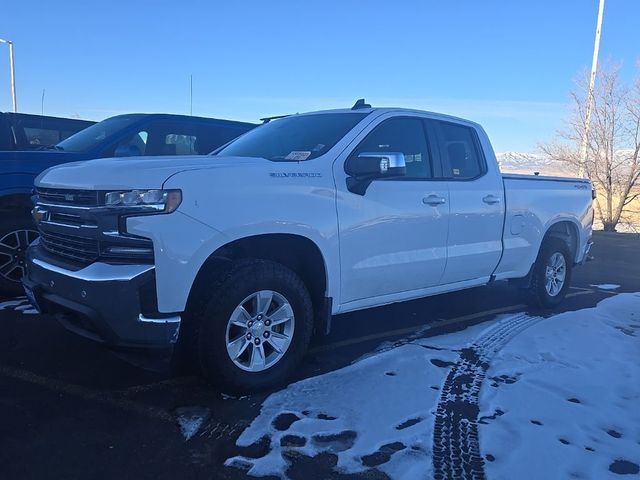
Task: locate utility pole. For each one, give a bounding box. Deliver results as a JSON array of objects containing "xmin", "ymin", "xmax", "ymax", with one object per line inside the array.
[
  {"xmin": 0, "ymin": 38, "xmax": 17, "ymax": 112},
  {"xmin": 579, "ymin": 0, "xmax": 605, "ymax": 178}
]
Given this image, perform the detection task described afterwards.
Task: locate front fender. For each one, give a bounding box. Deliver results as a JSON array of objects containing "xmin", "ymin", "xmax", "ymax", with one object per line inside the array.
[
  {"xmin": 126, "ymin": 212, "xmax": 229, "ymax": 313},
  {"xmin": 0, "ymin": 173, "xmax": 38, "ymax": 198},
  {"xmin": 127, "ymin": 212, "xmax": 338, "ymax": 315}
]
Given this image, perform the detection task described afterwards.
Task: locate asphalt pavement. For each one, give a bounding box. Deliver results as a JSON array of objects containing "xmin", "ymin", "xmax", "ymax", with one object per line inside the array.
[{"xmin": 0, "ymin": 231, "xmax": 638, "ymax": 480}]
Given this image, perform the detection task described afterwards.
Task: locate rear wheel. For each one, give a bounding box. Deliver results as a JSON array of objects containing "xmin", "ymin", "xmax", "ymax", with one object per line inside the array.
[
  {"xmin": 194, "ymin": 259, "xmax": 313, "ymax": 393},
  {"xmin": 0, "ymin": 215, "xmax": 38, "ymax": 296},
  {"xmin": 525, "ymin": 238, "xmax": 573, "ymax": 309}
]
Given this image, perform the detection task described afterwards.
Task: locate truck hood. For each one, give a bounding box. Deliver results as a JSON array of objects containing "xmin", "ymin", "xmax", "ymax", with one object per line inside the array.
[{"xmin": 35, "ymin": 155, "xmax": 264, "ymax": 190}]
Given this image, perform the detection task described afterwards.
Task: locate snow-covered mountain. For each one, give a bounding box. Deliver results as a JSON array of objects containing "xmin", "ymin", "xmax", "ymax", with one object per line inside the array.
[{"xmin": 496, "ymin": 152, "xmax": 574, "ymax": 177}]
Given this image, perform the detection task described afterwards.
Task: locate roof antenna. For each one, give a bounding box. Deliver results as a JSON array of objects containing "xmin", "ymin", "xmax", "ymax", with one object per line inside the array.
[{"xmin": 351, "ymin": 98, "xmax": 371, "ymax": 110}]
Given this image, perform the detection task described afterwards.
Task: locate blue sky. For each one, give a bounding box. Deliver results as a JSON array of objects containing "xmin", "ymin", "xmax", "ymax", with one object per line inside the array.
[{"xmin": 1, "ymin": 0, "xmax": 639, "ymax": 152}]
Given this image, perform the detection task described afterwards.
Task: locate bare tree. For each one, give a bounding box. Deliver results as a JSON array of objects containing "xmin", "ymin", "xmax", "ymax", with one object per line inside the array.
[{"xmin": 540, "ymin": 64, "xmax": 640, "ymax": 231}]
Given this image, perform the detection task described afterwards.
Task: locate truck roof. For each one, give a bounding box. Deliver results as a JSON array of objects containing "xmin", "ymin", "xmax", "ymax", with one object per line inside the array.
[
  {"xmin": 1, "ymin": 111, "xmax": 95, "ymax": 125},
  {"xmin": 106, "ymin": 113, "xmax": 257, "ymax": 128},
  {"xmin": 271, "ymin": 106, "xmax": 482, "ymax": 129}
]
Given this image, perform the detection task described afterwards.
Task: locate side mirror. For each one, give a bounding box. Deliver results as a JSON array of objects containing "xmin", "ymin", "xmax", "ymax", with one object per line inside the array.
[
  {"xmin": 345, "ymin": 152, "xmax": 406, "ymax": 195},
  {"xmin": 114, "ymin": 144, "xmax": 142, "ymax": 157}
]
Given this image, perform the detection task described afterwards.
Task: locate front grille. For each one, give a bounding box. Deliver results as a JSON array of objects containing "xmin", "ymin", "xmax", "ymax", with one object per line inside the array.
[
  {"xmin": 34, "ymin": 188, "xmax": 154, "ymax": 267},
  {"xmin": 36, "ymin": 187, "xmax": 100, "ymax": 206},
  {"xmin": 39, "ymin": 231, "xmax": 99, "ymax": 264}
]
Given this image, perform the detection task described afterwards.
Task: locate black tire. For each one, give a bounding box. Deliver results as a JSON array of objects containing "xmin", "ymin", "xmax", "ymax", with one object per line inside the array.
[
  {"xmin": 525, "ymin": 238, "xmax": 573, "ymax": 309},
  {"xmin": 0, "ymin": 214, "xmax": 38, "ymax": 297},
  {"xmin": 194, "ymin": 259, "xmax": 313, "ymax": 393}
]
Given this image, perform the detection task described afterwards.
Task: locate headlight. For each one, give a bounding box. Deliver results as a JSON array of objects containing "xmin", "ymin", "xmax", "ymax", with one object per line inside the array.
[{"xmin": 105, "ymin": 189, "xmax": 182, "ymax": 213}]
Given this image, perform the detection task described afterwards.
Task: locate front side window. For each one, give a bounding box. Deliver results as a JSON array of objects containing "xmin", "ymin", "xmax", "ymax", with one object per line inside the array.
[
  {"xmin": 215, "ymin": 113, "xmax": 368, "ymax": 161},
  {"xmin": 353, "ymin": 117, "xmax": 431, "ymax": 179},
  {"xmin": 437, "ymin": 121, "xmax": 484, "ymax": 179},
  {"xmin": 113, "ymin": 130, "xmax": 148, "ymax": 156}
]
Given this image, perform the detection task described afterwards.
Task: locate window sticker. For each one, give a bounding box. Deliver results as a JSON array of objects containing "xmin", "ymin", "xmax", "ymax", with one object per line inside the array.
[
  {"xmin": 285, "ymin": 151, "xmax": 312, "ymax": 161},
  {"xmin": 453, "ymin": 168, "xmax": 461, "ymax": 176}
]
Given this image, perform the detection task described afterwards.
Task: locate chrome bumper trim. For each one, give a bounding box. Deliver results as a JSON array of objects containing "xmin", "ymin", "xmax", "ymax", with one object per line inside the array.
[
  {"xmin": 138, "ymin": 314, "xmax": 181, "ymax": 324},
  {"xmin": 31, "ymin": 257, "xmax": 153, "ymax": 282}
]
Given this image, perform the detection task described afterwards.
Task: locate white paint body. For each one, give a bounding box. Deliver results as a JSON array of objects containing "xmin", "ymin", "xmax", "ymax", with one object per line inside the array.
[{"xmin": 36, "ymin": 108, "xmax": 593, "ymax": 316}]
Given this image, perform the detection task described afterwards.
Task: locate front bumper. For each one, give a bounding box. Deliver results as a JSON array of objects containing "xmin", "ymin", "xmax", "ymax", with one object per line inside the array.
[{"xmin": 24, "ymin": 241, "xmax": 181, "ymax": 350}]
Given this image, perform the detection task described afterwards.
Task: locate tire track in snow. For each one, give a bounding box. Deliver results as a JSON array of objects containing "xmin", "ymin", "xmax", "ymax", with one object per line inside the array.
[{"xmin": 432, "ymin": 313, "xmax": 542, "ymax": 480}]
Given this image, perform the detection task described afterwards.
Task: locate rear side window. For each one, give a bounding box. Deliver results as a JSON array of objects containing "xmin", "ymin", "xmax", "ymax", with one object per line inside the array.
[
  {"xmin": 165, "ymin": 134, "xmax": 197, "ymax": 155},
  {"xmin": 0, "ymin": 116, "xmax": 13, "ymax": 149},
  {"xmin": 354, "ymin": 117, "xmax": 431, "ymax": 179},
  {"xmin": 144, "ymin": 123, "xmax": 243, "ymax": 156},
  {"xmin": 24, "ymin": 127, "xmax": 60, "ymax": 147},
  {"xmin": 436, "ymin": 121, "xmax": 484, "ymax": 179}
]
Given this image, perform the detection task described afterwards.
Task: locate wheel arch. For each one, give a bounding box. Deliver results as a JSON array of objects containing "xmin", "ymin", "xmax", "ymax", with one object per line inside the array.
[
  {"xmin": 542, "ymin": 219, "xmax": 580, "ymax": 263},
  {"xmin": 187, "ymin": 233, "xmax": 330, "ymax": 326},
  {"xmin": 510, "ymin": 218, "xmax": 580, "ymax": 290}
]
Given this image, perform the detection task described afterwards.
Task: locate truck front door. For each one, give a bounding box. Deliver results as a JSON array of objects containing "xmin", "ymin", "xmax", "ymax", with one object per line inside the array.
[{"xmin": 334, "ymin": 114, "xmax": 450, "ymax": 306}]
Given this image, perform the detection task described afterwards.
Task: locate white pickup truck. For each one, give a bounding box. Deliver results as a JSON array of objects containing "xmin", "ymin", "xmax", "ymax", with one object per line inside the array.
[{"xmin": 24, "ymin": 101, "xmax": 593, "ymax": 391}]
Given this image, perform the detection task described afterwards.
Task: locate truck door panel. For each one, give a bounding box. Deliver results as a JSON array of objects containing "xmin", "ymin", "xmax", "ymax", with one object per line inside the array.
[
  {"xmin": 432, "ymin": 120, "xmax": 505, "ymax": 284},
  {"xmin": 335, "ymin": 115, "xmax": 450, "ymax": 303}
]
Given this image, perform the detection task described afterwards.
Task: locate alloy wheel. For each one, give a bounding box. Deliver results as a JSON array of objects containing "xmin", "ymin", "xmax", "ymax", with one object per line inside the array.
[
  {"xmin": 225, "ymin": 290, "xmax": 295, "ymax": 372},
  {"xmin": 0, "ymin": 229, "xmax": 38, "ymax": 283},
  {"xmin": 544, "ymin": 252, "xmax": 566, "ymax": 297}
]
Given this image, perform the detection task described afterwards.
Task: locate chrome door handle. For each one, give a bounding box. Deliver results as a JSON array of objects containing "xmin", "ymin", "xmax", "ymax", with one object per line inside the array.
[
  {"xmin": 423, "ymin": 195, "xmax": 446, "ymax": 206},
  {"xmin": 483, "ymin": 195, "xmax": 501, "ymax": 205}
]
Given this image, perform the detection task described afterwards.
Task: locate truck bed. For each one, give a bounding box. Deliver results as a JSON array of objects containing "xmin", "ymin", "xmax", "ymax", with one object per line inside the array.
[{"xmin": 494, "ymin": 173, "xmax": 593, "ymax": 282}]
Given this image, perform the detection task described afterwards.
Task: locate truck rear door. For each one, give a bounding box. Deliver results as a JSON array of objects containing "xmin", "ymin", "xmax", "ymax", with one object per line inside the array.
[{"xmin": 429, "ymin": 120, "xmax": 505, "ymax": 284}]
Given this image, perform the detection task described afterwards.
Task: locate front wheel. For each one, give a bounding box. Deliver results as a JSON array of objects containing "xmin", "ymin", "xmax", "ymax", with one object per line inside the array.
[
  {"xmin": 195, "ymin": 259, "xmax": 313, "ymax": 393},
  {"xmin": 525, "ymin": 238, "xmax": 573, "ymax": 309},
  {"xmin": 0, "ymin": 215, "xmax": 39, "ymax": 296}
]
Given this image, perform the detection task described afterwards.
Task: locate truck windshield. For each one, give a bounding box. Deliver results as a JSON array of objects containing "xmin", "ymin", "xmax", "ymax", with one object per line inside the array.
[
  {"xmin": 56, "ymin": 116, "xmax": 137, "ymax": 152},
  {"xmin": 214, "ymin": 112, "xmax": 368, "ymax": 161}
]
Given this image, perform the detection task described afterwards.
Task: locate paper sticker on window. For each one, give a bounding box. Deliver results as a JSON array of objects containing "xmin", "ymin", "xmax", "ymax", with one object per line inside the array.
[
  {"xmin": 285, "ymin": 151, "xmax": 312, "ymax": 161},
  {"xmin": 453, "ymin": 168, "xmax": 461, "ymax": 176}
]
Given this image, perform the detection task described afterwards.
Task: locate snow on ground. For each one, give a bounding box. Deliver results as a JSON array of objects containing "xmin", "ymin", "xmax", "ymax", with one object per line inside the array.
[
  {"xmin": 227, "ymin": 293, "xmax": 640, "ymax": 479},
  {"xmin": 225, "ymin": 322, "xmax": 491, "ymax": 479},
  {"xmin": 590, "ymin": 284, "xmax": 621, "ymax": 291},
  {"xmin": 479, "ymin": 293, "xmax": 640, "ymax": 479},
  {"xmin": 175, "ymin": 406, "xmax": 211, "ymax": 441},
  {"xmin": 0, "ymin": 296, "xmax": 38, "ymax": 314}
]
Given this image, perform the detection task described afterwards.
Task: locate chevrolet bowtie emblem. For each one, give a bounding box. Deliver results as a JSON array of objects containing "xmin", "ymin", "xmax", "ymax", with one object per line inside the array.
[{"xmin": 64, "ymin": 194, "xmax": 75, "ymax": 201}]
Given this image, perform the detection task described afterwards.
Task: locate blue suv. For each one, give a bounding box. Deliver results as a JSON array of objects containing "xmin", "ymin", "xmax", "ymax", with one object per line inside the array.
[{"xmin": 0, "ymin": 113, "xmax": 255, "ymax": 295}]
